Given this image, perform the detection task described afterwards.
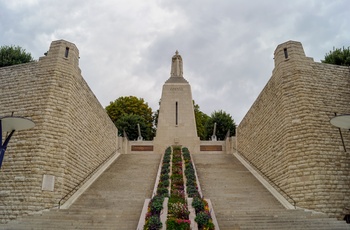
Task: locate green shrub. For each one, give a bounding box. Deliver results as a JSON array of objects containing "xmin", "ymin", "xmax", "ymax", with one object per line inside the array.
[
  {"xmin": 160, "ymin": 174, "xmax": 169, "ymax": 181},
  {"xmin": 185, "ymin": 162, "xmax": 193, "ymax": 170},
  {"xmin": 171, "ymin": 177, "xmax": 183, "ymax": 186},
  {"xmin": 144, "ymin": 215, "xmax": 162, "ymax": 230},
  {"xmin": 187, "ymin": 185, "xmax": 199, "ymax": 197},
  {"xmin": 158, "ymin": 180, "xmax": 169, "ymax": 188},
  {"xmin": 150, "ymin": 195, "xmax": 164, "ymax": 214},
  {"xmin": 166, "ymin": 217, "xmax": 191, "ymax": 230},
  {"xmin": 186, "ymin": 178, "xmax": 195, "ymax": 187},
  {"xmin": 192, "ymin": 197, "xmax": 205, "ymax": 213},
  {"xmin": 168, "ymin": 196, "xmax": 185, "ymax": 204},
  {"xmin": 163, "ymin": 155, "xmax": 171, "ymax": 163},
  {"xmin": 185, "ymin": 173, "xmax": 196, "ymax": 181},
  {"xmin": 182, "ymin": 147, "xmax": 189, "ymax": 153},
  {"xmin": 195, "ymin": 211, "xmax": 210, "ymax": 227},
  {"xmin": 157, "ymin": 187, "xmax": 169, "ymax": 197},
  {"xmin": 184, "ymin": 168, "xmax": 194, "ymax": 178},
  {"xmin": 161, "ymin": 167, "xmax": 170, "ymax": 174}
]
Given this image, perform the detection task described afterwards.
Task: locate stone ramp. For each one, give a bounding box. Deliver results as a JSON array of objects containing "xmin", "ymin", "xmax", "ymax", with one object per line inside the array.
[
  {"xmin": 193, "ymin": 154, "xmax": 350, "ymax": 230},
  {"xmin": 2, "ymin": 154, "xmax": 161, "ymax": 230}
]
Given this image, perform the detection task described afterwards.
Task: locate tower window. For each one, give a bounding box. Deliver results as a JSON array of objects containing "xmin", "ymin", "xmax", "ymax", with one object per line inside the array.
[
  {"xmin": 65, "ymin": 47, "xmax": 69, "ymax": 58},
  {"xmin": 284, "ymin": 48, "xmax": 288, "ymax": 59},
  {"xmin": 175, "ymin": 102, "xmax": 178, "ymax": 126}
]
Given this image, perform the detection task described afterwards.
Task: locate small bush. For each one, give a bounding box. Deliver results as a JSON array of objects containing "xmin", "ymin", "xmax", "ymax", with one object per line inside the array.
[
  {"xmin": 158, "ymin": 180, "xmax": 169, "ymax": 188},
  {"xmin": 187, "ymin": 185, "xmax": 199, "ymax": 198},
  {"xmin": 195, "ymin": 211, "xmax": 210, "ymax": 227},
  {"xmin": 186, "ymin": 178, "xmax": 195, "ymax": 187},
  {"xmin": 144, "ymin": 215, "xmax": 162, "ymax": 230},
  {"xmin": 192, "ymin": 197, "xmax": 205, "ymax": 213},
  {"xmin": 185, "ymin": 173, "xmax": 196, "ymax": 181},
  {"xmin": 161, "ymin": 167, "xmax": 170, "ymax": 174},
  {"xmin": 163, "ymin": 156, "xmax": 171, "ymax": 164},
  {"xmin": 157, "ymin": 187, "xmax": 169, "ymax": 197},
  {"xmin": 160, "ymin": 174, "xmax": 169, "ymax": 181},
  {"xmin": 150, "ymin": 195, "xmax": 164, "ymax": 214},
  {"xmin": 166, "ymin": 218, "xmax": 191, "ymax": 230}
]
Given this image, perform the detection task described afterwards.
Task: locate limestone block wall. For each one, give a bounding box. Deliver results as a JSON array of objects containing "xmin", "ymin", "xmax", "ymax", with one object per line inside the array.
[
  {"xmin": 237, "ymin": 40, "xmax": 350, "ymax": 218},
  {"xmin": 0, "ymin": 40, "xmax": 118, "ymax": 223}
]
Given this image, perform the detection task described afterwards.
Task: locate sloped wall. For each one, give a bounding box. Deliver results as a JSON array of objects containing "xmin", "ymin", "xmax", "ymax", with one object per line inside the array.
[
  {"xmin": 0, "ymin": 40, "xmax": 118, "ymax": 223},
  {"xmin": 237, "ymin": 41, "xmax": 350, "ymax": 218}
]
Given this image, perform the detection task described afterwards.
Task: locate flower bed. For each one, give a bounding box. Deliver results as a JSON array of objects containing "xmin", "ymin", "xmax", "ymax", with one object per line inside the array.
[
  {"xmin": 166, "ymin": 146, "xmax": 191, "ymax": 230},
  {"xmin": 143, "ymin": 146, "xmax": 215, "ymax": 230},
  {"xmin": 182, "ymin": 147, "xmax": 215, "ymax": 230},
  {"xmin": 143, "ymin": 147, "xmax": 171, "ymax": 230}
]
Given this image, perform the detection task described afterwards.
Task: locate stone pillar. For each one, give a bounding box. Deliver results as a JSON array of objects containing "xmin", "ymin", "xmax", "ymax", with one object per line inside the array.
[{"xmin": 154, "ymin": 51, "xmax": 200, "ymax": 154}]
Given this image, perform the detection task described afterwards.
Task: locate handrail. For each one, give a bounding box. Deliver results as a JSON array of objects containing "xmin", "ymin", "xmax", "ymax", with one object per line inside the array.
[
  {"xmin": 58, "ymin": 150, "xmax": 118, "ymax": 209},
  {"xmin": 237, "ymin": 151, "xmax": 296, "ymax": 209}
]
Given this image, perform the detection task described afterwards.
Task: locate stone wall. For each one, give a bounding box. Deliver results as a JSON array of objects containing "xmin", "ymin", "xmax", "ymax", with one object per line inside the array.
[
  {"xmin": 237, "ymin": 40, "xmax": 350, "ymax": 218},
  {"xmin": 0, "ymin": 40, "xmax": 118, "ymax": 223}
]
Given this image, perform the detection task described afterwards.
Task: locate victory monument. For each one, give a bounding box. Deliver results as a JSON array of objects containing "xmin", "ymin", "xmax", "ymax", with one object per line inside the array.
[{"xmin": 153, "ymin": 51, "xmax": 200, "ymax": 154}]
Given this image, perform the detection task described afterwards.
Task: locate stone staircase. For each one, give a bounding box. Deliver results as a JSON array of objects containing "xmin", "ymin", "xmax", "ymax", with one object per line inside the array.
[
  {"xmin": 3, "ymin": 152, "xmax": 350, "ymax": 229},
  {"xmin": 193, "ymin": 154, "xmax": 350, "ymax": 230},
  {"xmin": 2, "ymin": 154, "xmax": 161, "ymax": 230}
]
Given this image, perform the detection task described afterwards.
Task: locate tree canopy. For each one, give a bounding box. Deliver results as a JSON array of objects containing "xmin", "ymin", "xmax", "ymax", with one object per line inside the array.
[
  {"xmin": 321, "ymin": 46, "xmax": 350, "ymax": 66},
  {"xmin": 106, "ymin": 96, "xmax": 236, "ymax": 141},
  {"xmin": 194, "ymin": 102, "xmax": 209, "ymax": 140},
  {"xmin": 0, "ymin": 45, "xmax": 34, "ymax": 67},
  {"xmin": 115, "ymin": 114, "xmax": 153, "ymax": 141},
  {"xmin": 106, "ymin": 96, "xmax": 154, "ymax": 140},
  {"xmin": 205, "ymin": 110, "xmax": 236, "ymax": 140}
]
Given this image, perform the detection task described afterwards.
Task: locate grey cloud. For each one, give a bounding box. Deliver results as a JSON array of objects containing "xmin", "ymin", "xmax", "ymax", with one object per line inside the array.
[{"xmin": 1, "ymin": 0, "xmax": 349, "ymax": 124}]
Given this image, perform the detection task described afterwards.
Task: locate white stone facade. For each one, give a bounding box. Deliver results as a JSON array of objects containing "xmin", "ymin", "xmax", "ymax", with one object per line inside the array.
[
  {"xmin": 153, "ymin": 52, "xmax": 200, "ymax": 154},
  {"xmin": 237, "ymin": 40, "xmax": 350, "ymax": 218},
  {"xmin": 0, "ymin": 40, "xmax": 118, "ymax": 223}
]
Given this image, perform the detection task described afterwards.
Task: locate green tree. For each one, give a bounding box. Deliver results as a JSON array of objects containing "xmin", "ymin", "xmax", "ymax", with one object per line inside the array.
[
  {"xmin": 205, "ymin": 110, "xmax": 236, "ymax": 140},
  {"xmin": 115, "ymin": 114, "xmax": 152, "ymax": 140},
  {"xmin": 321, "ymin": 46, "xmax": 350, "ymax": 66},
  {"xmin": 0, "ymin": 45, "xmax": 34, "ymax": 67},
  {"xmin": 106, "ymin": 96, "xmax": 154, "ymax": 140},
  {"xmin": 194, "ymin": 102, "xmax": 209, "ymax": 140}
]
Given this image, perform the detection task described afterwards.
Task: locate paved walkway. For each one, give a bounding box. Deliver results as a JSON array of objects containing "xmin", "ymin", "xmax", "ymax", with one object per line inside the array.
[{"xmin": 3, "ymin": 154, "xmax": 161, "ymax": 230}]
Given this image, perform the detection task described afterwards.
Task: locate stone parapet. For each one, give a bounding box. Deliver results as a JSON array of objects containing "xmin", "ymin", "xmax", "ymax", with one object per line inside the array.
[
  {"xmin": 237, "ymin": 40, "xmax": 350, "ymax": 218},
  {"xmin": 0, "ymin": 40, "xmax": 118, "ymax": 223}
]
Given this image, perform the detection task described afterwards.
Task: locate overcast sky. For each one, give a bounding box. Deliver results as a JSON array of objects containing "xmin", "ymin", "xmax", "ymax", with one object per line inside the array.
[{"xmin": 1, "ymin": 0, "xmax": 349, "ymax": 124}]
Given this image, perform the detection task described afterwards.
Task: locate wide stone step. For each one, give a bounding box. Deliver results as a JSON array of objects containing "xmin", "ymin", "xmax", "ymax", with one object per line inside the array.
[
  {"xmin": 2, "ymin": 154, "xmax": 161, "ymax": 230},
  {"xmin": 193, "ymin": 153, "xmax": 350, "ymax": 230}
]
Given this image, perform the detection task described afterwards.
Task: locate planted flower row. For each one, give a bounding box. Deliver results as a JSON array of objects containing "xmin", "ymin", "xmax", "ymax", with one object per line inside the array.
[
  {"xmin": 143, "ymin": 147, "xmax": 171, "ymax": 230},
  {"xmin": 182, "ymin": 147, "xmax": 215, "ymax": 230},
  {"xmin": 166, "ymin": 146, "xmax": 191, "ymax": 230}
]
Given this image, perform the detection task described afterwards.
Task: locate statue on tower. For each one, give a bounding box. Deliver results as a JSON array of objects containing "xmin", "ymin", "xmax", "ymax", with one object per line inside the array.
[{"xmin": 170, "ymin": 50, "xmax": 183, "ymax": 77}]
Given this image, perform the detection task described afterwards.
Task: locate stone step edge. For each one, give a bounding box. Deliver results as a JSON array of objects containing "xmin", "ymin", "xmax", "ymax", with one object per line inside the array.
[
  {"xmin": 190, "ymin": 152, "xmax": 220, "ymax": 229},
  {"xmin": 151, "ymin": 153, "xmax": 166, "ymax": 197},
  {"xmin": 233, "ymin": 151, "xmax": 295, "ymax": 210},
  {"xmin": 137, "ymin": 152, "xmax": 165, "ymax": 229},
  {"xmin": 60, "ymin": 152, "xmax": 121, "ymax": 209},
  {"xmin": 136, "ymin": 198, "xmax": 150, "ymax": 230},
  {"xmin": 206, "ymin": 198, "xmax": 220, "ymax": 230}
]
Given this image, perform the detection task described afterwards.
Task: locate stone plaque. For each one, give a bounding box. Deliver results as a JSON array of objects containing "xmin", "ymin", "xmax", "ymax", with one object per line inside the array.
[
  {"xmin": 131, "ymin": 145, "xmax": 154, "ymax": 151},
  {"xmin": 42, "ymin": 175, "xmax": 55, "ymax": 191},
  {"xmin": 200, "ymin": 145, "xmax": 222, "ymax": 151}
]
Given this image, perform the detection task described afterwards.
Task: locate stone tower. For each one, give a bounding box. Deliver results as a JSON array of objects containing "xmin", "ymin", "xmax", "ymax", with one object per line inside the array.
[{"xmin": 153, "ymin": 51, "xmax": 200, "ymax": 153}]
